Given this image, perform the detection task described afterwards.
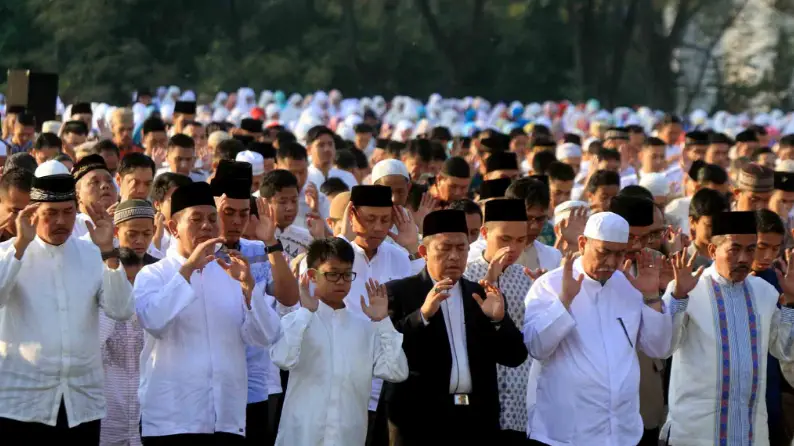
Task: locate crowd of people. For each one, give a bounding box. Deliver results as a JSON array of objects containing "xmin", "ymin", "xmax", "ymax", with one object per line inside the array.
[{"xmin": 1, "ymin": 89, "xmax": 794, "ymax": 446}]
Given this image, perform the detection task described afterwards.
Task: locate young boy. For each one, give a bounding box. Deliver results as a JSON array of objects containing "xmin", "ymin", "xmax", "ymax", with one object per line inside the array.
[
  {"xmin": 271, "ymin": 237, "xmax": 408, "ymax": 446},
  {"xmin": 686, "ymin": 188, "xmax": 729, "ymax": 270},
  {"xmin": 31, "ymin": 133, "xmax": 62, "ymax": 165},
  {"xmin": 260, "ymin": 169, "xmax": 314, "ymax": 261}
]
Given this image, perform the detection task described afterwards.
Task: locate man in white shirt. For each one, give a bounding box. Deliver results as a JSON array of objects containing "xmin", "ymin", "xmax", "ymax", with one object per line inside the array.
[
  {"xmin": 663, "ymin": 131, "xmax": 709, "ymax": 198},
  {"xmin": 148, "ymin": 173, "xmax": 192, "ymax": 259},
  {"xmin": 72, "ymin": 154, "xmax": 119, "ymax": 239},
  {"xmin": 305, "ymin": 125, "xmax": 346, "ymax": 189},
  {"xmin": 134, "ymin": 181, "xmax": 282, "ymax": 444},
  {"xmin": 384, "ymin": 209, "xmax": 528, "ymax": 446},
  {"xmin": 259, "ymin": 169, "xmax": 315, "ymax": 263},
  {"xmin": 0, "ymin": 173, "xmax": 134, "ymax": 444},
  {"xmin": 523, "ymin": 211, "xmax": 674, "ymax": 446},
  {"xmin": 153, "ymin": 134, "xmax": 206, "ymax": 183}
]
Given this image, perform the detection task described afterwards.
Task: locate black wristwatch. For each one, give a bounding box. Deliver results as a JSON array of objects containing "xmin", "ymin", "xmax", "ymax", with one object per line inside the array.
[
  {"xmin": 266, "ymin": 241, "xmax": 284, "ymax": 255},
  {"xmin": 101, "ymin": 248, "xmax": 120, "ymax": 261}
]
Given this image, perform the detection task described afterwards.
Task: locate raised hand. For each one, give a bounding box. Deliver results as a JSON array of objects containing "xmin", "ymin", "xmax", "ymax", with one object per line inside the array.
[
  {"xmin": 670, "ymin": 249, "xmax": 705, "ymax": 299},
  {"xmin": 622, "ymin": 249, "xmax": 663, "ymax": 296},
  {"xmin": 153, "ymin": 211, "xmax": 166, "ymax": 249},
  {"xmin": 474, "ymin": 280, "xmax": 505, "ymax": 322},
  {"xmin": 420, "ymin": 277, "xmax": 454, "ymax": 321},
  {"xmin": 179, "ymin": 236, "xmax": 225, "ymax": 281},
  {"xmin": 299, "ymin": 273, "xmax": 319, "ymax": 312},
  {"xmin": 218, "ymin": 250, "xmax": 256, "ymax": 307},
  {"xmin": 560, "ymin": 206, "xmax": 588, "ymax": 245},
  {"xmin": 14, "ymin": 203, "xmax": 40, "ymax": 246},
  {"xmin": 412, "ymin": 192, "xmax": 437, "ymax": 232},
  {"xmin": 304, "ymin": 182, "xmax": 319, "ymax": 212},
  {"xmin": 361, "ymin": 278, "xmax": 388, "ymax": 321},
  {"xmin": 341, "ymin": 202, "xmax": 356, "ymax": 240},
  {"xmin": 106, "ymin": 202, "xmax": 118, "ymax": 217},
  {"xmin": 254, "ymin": 198, "xmax": 277, "ymax": 244},
  {"xmin": 524, "ymin": 267, "xmax": 548, "ymax": 281},
  {"xmin": 663, "ymin": 226, "xmax": 686, "ymax": 254},
  {"xmin": 85, "ymin": 202, "xmax": 115, "ymax": 251},
  {"xmin": 306, "ymin": 211, "xmax": 327, "ymax": 239},
  {"xmin": 560, "ymin": 252, "xmax": 584, "ymax": 309},
  {"xmin": 388, "ymin": 206, "xmax": 419, "ymax": 253},
  {"xmin": 776, "ymin": 249, "xmax": 794, "ymax": 303},
  {"xmin": 152, "ymin": 147, "xmax": 167, "ymax": 167},
  {"xmin": 485, "ymin": 247, "xmax": 513, "ymax": 283}
]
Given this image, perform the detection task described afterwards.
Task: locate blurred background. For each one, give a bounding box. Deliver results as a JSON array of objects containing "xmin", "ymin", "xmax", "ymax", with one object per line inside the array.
[{"xmin": 1, "ymin": 0, "xmax": 793, "ymax": 112}]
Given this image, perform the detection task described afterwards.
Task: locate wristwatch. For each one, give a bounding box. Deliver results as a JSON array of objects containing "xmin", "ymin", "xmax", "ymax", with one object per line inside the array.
[
  {"xmin": 408, "ymin": 252, "xmax": 422, "ymax": 261},
  {"xmin": 266, "ymin": 241, "xmax": 284, "ymax": 255},
  {"xmin": 101, "ymin": 248, "xmax": 120, "ymax": 261}
]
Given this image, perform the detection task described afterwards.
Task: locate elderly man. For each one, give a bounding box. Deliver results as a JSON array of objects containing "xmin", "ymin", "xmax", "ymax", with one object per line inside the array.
[
  {"xmin": 523, "ymin": 211, "xmax": 674, "ymax": 446},
  {"xmin": 662, "ymin": 211, "xmax": 794, "ymax": 445},
  {"xmin": 134, "ymin": 182, "xmax": 282, "ymax": 444},
  {"xmin": 734, "ymin": 163, "xmax": 774, "ymax": 211},
  {"xmin": 384, "ymin": 209, "xmax": 528, "ymax": 446},
  {"xmin": 72, "ymin": 154, "xmax": 119, "ymax": 239},
  {"xmin": 429, "ymin": 157, "xmax": 471, "ymax": 206},
  {"xmin": 0, "ymin": 173, "xmax": 133, "ymax": 443}
]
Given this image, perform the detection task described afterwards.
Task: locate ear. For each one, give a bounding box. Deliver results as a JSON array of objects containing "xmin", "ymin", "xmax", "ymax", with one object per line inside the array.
[
  {"xmin": 113, "ymin": 225, "xmax": 120, "ymax": 238},
  {"xmin": 733, "ymin": 188, "xmax": 742, "ymax": 199},
  {"xmin": 166, "ymin": 218, "xmax": 179, "ymax": 238},
  {"xmin": 115, "ymin": 172, "xmax": 122, "ymax": 186},
  {"xmin": 688, "ymin": 217, "xmax": 697, "ymax": 239},
  {"xmin": 707, "ymin": 242, "xmax": 717, "ymax": 259},
  {"xmin": 480, "ymin": 225, "xmax": 488, "ymax": 240},
  {"xmin": 577, "ymin": 235, "xmax": 587, "ymax": 254},
  {"xmin": 418, "ymin": 243, "xmax": 428, "ymax": 259},
  {"xmin": 306, "ymin": 268, "xmax": 317, "ymax": 282}
]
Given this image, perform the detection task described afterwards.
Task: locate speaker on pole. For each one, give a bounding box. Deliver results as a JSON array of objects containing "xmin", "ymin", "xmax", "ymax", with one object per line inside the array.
[{"xmin": 6, "ymin": 70, "xmax": 59, "ymax": 131}]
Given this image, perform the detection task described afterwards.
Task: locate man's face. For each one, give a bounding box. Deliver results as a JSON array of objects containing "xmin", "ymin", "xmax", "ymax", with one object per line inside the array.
[
  {"xmin": 428, "ymin": 160, "xmax": 443, "ymax": 177},
  {"xmin": 436, "ymin": 175, "xmax": 470, "ymax": 202},
  {"xmin": 36, "ymin": 201, "xmax": 77, "ymax": 246},
  {"xmin": 526, "ymin": 205, "xmax": 548, "ymax": 243},
  {"xmin": 78, "ymin": 169, "xmax": 118, "ymax": 210},
  {"xmin": 647, "ymin": 207, "xmax": 666, "ymax": 252},
  {"xmin": 402, "ymin": 155, "xmax": 429, "ymax": 181},
  {"xmin": 263, "ymin": 157, "xmax": 276, "ymax": 174},
  {"xmin": 690, "ymin": 215, "xmax": 714, "ymax": 249},
  {"xmin": 706, "ymin": 144, "xmax": 730, "ymax": 169},
  {"xmin": 309, "ymin": 258, "xmax": 354, "ymax": 302},
  {"xmin": 510, "ymin": 135, "xmax": 529, "ymax": 154},
  {"xmin": 217, "ymin": 196, "xmax": 250, "ymax": 245},
  {"xmin": 597, "ymin": 159, "xmax": 620, "ymax": 173},
  {"xmin": 73, "ymin": 113, "xmax": 92, "ymax": 128},
  {"xmin": 352, "ymin": 205, "xmax": 392, "ymax": 252},
  {"xmin": 770, "ymin": 190, "xmax": 794, "ymax": 220},
  {"xmin": 112, "ymin": 122, "xmax": 134, "ymax": 148},
  {"xmin": 375, "ymin": 175, "xmax": 410, "ymax": 207},
  {"xmin": 578, "ymin": 237, "xmax": 628, "ymax": 282},
  {"xmin": 0, "ymin": 187, "xmax": 30, "ymax": 236},
  {"xmin": 659, "ymin": 123, "xmax": 683, "ymax": 146},
  {"xmin": 311, "ymin": 134, "xmax": 336, "ymax": 167},
  {"xmin": 464, "ymin": 212, "xmax": 482, "ymax": 244},
  {"xmin": 737, "ymin": 142, "xmax": 760, "ymax": 158},
  {"xmin": 588, "ymin": 185, "xmax": 619, "ymax": 213},
  {"xmin": 561, "ymin": 157, "xmax": 581, "ymax": 175},
  {"xmin": 115, "ymin": 218, "xmax": 155, "ymax": 257},
  {"xmin": 101, "ymin": 150, "xmax": 120, "ymax": 175},
  {"xmin": 277, "ymin": 157, "xmax": 308, "ymax": 190},
  {"xmin": 753, "ymin": 232, "xmax": 783, "ymax": 272},
  {"xmin": 483, "ymin": 221, "xmax": 528, "ymax": 266},
  {"xmin": 421, "ymin": 232, "xmax": 469, "ymax": 282},
  {"xmin": 640, "ymin": 146, "xmax": 667, "ymax": 172},
  {"xmin": 778, "ymin": 146, "xmax": 794, "ymax": 161},
  {"xmin": 167, "ymin": 147, "xmax": 196, "ymax": 176},
  {"xmin": 685, "ymin": 144, "xmax": 708, "ymax": 163},
  {"xmin": 33, "ymin": 146, "xmax": 59, "ymax": 165},
  {"xmin": 266, "ymin": 187, "xmax": 299, "ymax": 228},
  {"xmin": 354, "ymin": 132, "xmax": 372, "ymax": 150},
  {"xmin": 549, "ymin": 179, "xmax": 573, "ymax": 210},
  {"xmin": 184, "ymin": 124, "xmax": 206, "ymax": 151},
  {"xmin": 252, "ymin": 174, "xmax": 265, "ymax": 194},
  {"xmin": 143, "ymin": 131, "xmax": 168, "ymax": 153},
  {"xmin": 626, "ymin": 225, "xmax": 651, "ymax": 261},
  {"xmin": 13, "ymin": 123, "xmax": 35, "ymax": 146},
  {"xmin": 62, "ymin": 132, "xmax": 87, "ymax": 151},
  {"xmin": 734, "ymin": 189, "xmax": 772, "ymax": 211},
  {"xmin": 709, "ymin": 233, "xmax": 757, "ymax": 282},
  {"xmin": 757, "ymin": 153, "xmax": 776, "ymax": 170},
  {"xmin": 168, "ymin": 206, "xmax": 220, "ymax": 256},
  {"xmin": 117, "ymin": 168, "xmax": 154, "ymax": 201}
]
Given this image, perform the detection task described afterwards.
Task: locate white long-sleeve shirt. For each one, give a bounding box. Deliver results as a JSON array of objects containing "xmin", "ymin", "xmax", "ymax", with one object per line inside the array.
[
  {"xmin": 522, "ymin": 257, "xmax": 673, "ymax": 446},
  {"xmin": 271, "ymin": 304, "xmax": 408, "ymax": 446},
  {"xmin": 0, "ymin": 236, "xmax": 134, "ymax": 427},
  {"xmin": 134, "ymin": 248, "xmax": 282, "ymax": 438},
  {"xmin": 307, "ymin": 165, "xmax": 358, "ymax": 191}
]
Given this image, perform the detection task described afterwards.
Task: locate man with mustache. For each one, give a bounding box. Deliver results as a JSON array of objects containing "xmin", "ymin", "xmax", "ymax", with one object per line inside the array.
[
  {"xmin": 71, "ymin": 154, "xmax": 119, "ymax": 240},
  {"xmin": 662, "ymin": 211, "xmax": 794, "ymax": 445},
  {"xmin": 524, "ymin": 211, "xmax": 674, "ymax": 446},
  {"xmin": 463, "ymin": 198, "xmax": 539, "ymax": 444}
]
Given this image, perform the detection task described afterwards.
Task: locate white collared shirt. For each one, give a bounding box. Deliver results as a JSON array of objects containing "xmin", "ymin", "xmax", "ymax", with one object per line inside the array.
[
  {"xmin": 271, "ymin": 304, "xmax": 408, "ymax": 446},
  {"xmin": 0, "ymin": 235, "xmax": 134, "ymax": 427},
  {"xmin": 523, "ymin": 257, "xmax": 673, "ymax": 445},
  {"xmin": 439, "ymin": 278, "xmax": 473, "ymax": 393},
  {"xmin": 307, "ymin": 165, "xmax": 358, "ymax": 190},
  {"xmin": 134, "ymin": 247, "xmax": 282, "ymax": 437},
  {"xmin": 295, "ymin": 185, "xmax": 331, "ymax": 231}
]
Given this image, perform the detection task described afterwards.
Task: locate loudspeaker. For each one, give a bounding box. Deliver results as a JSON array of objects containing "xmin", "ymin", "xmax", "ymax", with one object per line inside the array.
[{"xmin": 6, "ymin": 70, "xmax": 59, "ymax": 131}]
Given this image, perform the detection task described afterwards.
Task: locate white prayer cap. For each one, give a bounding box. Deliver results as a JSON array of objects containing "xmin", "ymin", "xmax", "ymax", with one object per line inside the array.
[
  {"xmin": 583, "ymin": 211, "xmax": 629, "ymax": 243},
  {"xmin": 371, "ymin": 159, "xmax": 410, "ymax": 183},
  {"xmin": 208, "ymin": 130, "xmax": 231, "ymax": 149},
  {"xmin": 777, "ymin": 160, "xmax": 794, "ymax": 173},
  {"xmin": 42, "ymin": 120, "xmax": 62, "ymax": 134},
  {"xmin": 638, "ymin": 172, "xmax": 669, "ymax": 197},
  {"xmin": 35, "ymin": 160, "xmax": 69, "ymax": 177},
  {"xmin": 236, "ymin": 150, "xmax": 265, "ymax": 176},
  {"xmin": 556, "ymin": 143, "xmax": 582, "ymax": 160},
  {"xmin": 553, "ymin": 200, "xmax": 590, "ymax": 225},
  {"xmin": 265, "ymin": 103, "xmax": 279, "ymax": 119}
]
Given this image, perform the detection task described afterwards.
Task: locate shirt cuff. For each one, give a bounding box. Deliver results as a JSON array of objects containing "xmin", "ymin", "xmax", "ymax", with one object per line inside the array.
[
  {"xmin": 780, "ymin": 306, "xmax": 794, "ymax": 324},
  {"xmin": 669, "ymin": 297, "xmax": 689, "ymax": 315},
  {"xmin": 419, "ymin": 311, "xmax": 429, "ymax": 326}
]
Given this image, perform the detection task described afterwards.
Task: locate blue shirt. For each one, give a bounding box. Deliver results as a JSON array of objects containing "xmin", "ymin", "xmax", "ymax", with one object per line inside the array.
[{"xmin": 3, "ymin": 138, "xmax": 32, "ymax": 155}]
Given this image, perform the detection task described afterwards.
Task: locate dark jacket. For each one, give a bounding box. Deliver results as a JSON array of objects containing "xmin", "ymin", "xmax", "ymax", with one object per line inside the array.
[{"xmin": 383, "ymin": 268, "xmax": 527, "ymax": 442}]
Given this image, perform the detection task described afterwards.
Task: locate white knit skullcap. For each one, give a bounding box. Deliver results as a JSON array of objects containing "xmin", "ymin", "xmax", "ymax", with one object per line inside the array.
[
  {"xmin": 371, "ymin": 159, "xmax": 410, "ymax": 183},
  {"xmin": 583, "ymin": 211, "xmax": 629, "ymax": 243},
  {"xmin": 556, "ymin": 143, "xmax": 582, "ymax": 160},
  {"xmin": 35, "ymin": 160, "xmax": 69, "ymax": 177},
  {"xmin": 638, "ymin": 172, "xmax": 669, "ymax": 197},
  {"xmin": 236, "ymin": 150, "xmax": 265, "ymax": 176}
]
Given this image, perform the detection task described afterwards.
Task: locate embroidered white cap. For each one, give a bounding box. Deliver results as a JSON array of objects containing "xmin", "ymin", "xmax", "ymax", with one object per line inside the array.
[
  {"xmin": 583, "ymin": 211, "xmax": 629, "ymax": 243},
  {"xmin": 371, "ymin": 159, "xmax": 410, "ymax": 183},
  {"xmin": 236, "ymin": 150, "xmax": 265, "ymax": 176}
]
